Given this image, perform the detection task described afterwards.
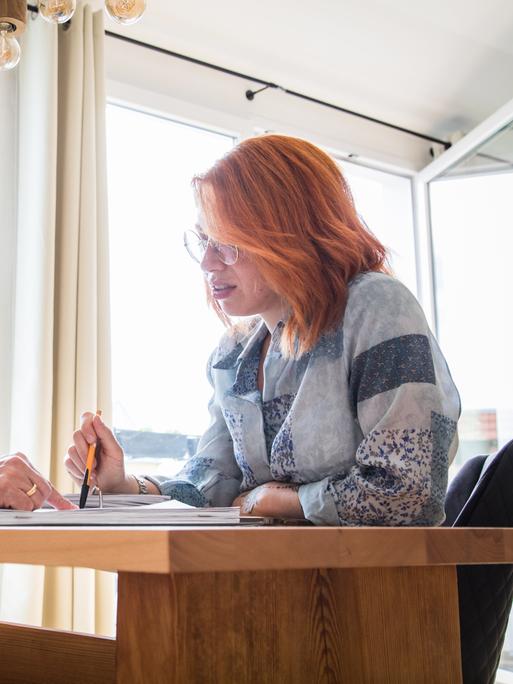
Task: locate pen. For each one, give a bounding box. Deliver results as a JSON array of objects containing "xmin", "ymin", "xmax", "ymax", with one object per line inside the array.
[{"xmin": 79, "ymin": 409, "xmax": 102, "ymax": 509}]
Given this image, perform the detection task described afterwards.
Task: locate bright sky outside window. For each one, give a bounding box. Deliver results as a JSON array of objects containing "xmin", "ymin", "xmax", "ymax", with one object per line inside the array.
[
  {"xmin": 107, "ymin": 104, "xmax": 232, "ymax": 437},
  {"xmin": 430, "ymin": 172, "xmax": 513, "ymax": 453},
  {"xmin": 340, "ymin": 162, "xmax": 416, "ymax": 296}
]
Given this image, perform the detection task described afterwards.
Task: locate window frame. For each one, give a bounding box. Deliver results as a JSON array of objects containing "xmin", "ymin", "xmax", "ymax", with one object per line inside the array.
[{"xmin": 104, "ymin": 78, "xmax": 420, "ymax": 463}]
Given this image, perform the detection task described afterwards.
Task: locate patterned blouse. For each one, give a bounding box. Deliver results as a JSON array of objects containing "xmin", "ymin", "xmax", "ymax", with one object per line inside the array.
[{"xmin": 149, "ymin": 272, "xmax": 461, "ymax": 526}]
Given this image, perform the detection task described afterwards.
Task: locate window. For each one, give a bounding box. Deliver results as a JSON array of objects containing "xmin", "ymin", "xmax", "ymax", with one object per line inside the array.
[
  {"xmin": 106, "ymin": 104, "xmax": 233, "ymax": 478},
  {"xmin": 107, "ymin": 106, "xmax": 417, "ymax": 480},
  {"xmin": 339, "ymin": 161, "xmax": 416, "ymax": 295},
  {"xmin": 430, "ymin": 171, "xmax": 513, "ymax": 465},
  {"xmin": 429, "ymin": 154, "xmax": 513, "ymax": 675}
]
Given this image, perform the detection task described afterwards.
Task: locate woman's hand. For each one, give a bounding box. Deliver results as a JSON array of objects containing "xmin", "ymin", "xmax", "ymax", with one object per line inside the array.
[
  {"xmin": 0, "ymin": 452, "xmax": 76, "ymax": 511},
  {"xmin": 65, "ymin": 412, "xmax": 136, "ymax": 494},
  {"xmin": 233, "ymin": 482, "xmax": 305, "ymax": 519}
]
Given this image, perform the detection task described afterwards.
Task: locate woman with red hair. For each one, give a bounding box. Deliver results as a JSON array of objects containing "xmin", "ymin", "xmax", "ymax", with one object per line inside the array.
[{"xmin": 67, "ymin": 135, "xmax": 460, "ymax": 526}]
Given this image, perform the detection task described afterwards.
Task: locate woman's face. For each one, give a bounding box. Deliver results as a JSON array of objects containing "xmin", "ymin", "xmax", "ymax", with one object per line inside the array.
[{"xmin": 197, "ymin": 221, "xmax": 285, "ymax": 331}]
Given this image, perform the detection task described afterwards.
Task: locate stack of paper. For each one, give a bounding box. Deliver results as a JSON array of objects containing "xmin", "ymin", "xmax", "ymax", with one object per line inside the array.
[
  {"xmin": 44, "ymin": 493, "xmax": 174, "ymax": 509},
  {"xmin": 0, "ymin": 498, "xmax": 241, "ymax": 526}
]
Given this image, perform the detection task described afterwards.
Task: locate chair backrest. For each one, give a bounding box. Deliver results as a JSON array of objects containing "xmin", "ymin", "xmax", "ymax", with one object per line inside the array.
[
  {"xmin": 444, "ymin": 439, "xmax": 513, "ymax": 684},
  {"xmin": 444, "ymin": 454, "xmax": 487, "ymax": 527}
]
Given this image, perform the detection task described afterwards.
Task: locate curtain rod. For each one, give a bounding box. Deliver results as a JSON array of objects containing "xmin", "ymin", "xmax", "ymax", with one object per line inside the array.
[
  {"xmin": 25, "ymin": 4, "xmax": 450, "ymax": 149},
  {"xmin": 105, "ymin": 30, "xmax": 451, "ymax": 150}
]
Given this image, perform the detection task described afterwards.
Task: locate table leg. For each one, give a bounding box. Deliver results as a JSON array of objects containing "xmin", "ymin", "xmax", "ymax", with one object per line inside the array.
[{"xmin": 116, "ymin": 565, "xmax": 462, "ymax": 683}]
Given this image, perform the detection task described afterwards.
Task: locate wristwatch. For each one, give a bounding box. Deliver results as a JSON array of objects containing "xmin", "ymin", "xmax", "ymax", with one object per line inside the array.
[{"xmin": 132, "ymin": 474, "xmax": 149, "ymax": 495}]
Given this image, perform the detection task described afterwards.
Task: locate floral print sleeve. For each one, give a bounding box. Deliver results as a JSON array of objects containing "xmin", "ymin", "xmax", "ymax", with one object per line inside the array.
[{"xmin": 298, "ymin": 276, "xmax": 460, "ymax": 526}]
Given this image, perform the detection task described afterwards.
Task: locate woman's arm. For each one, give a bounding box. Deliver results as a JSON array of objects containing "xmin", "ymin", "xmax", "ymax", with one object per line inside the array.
[
  {"xmin": 297, "ymin": 277, "xmax": 460, "ymax": 526},
  {"xmin": 233, "ymin": 482, "xmax": 305, "ymax": 518}
]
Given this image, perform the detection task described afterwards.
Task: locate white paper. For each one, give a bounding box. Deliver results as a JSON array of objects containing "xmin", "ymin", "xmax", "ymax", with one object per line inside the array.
[{"xmin": 0, "ymin": 494, "xmax": 240, "ymax": 526}]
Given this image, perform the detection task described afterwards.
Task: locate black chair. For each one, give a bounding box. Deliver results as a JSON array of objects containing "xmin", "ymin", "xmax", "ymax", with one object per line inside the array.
[{"xmin": 444, "ymin": 438, "xmax": 513, "ymax": 684}]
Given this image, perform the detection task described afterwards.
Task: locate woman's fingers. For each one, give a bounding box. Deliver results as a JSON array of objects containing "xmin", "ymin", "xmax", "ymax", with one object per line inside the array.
[
  {"xmin": 91, "ymin": 414, "xmax": 122, "ymax": 463},
  {"xmin": 22, "ymin": 485, "xmax": 47, "ymax": 511},
  {"xmin": 72, "ymin": 428, "xmax": 91, "ymax": 463},
  {"xmin": 46, "ymin": 485, "xmax": 77, "ymax": 510},
  {"xmin": 12, "ymin": 452, "xmax": 30, "ymax": 465},
  {"xmin": 66, "ymin": 445, "xmax": 97, "ymax": 482},
  {"xmin": 0, "ymin": 454, "xmax": 52, "ymax": 510},
  {"xmin": 3, "ymin": 488, "xmax": 35, "ymax": 511},
  {"xmin": 80, "ymin": 411, "xmax": 99, "ymax": 444},
  {"xmin": 65, "ymin": 446, "xmax": 86, "ymax": 483}
]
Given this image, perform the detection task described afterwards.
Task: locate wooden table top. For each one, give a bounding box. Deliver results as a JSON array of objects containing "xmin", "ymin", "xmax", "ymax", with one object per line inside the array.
[{"xmin": 0, "ymin": 526, "xmax": 513, "ymax": 574}]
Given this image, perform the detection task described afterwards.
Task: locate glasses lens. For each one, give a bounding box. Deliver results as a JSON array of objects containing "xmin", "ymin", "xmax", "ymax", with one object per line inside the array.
[
  {"xmin": 183, "ymin": 230, "xmax": 238, "ymax": 265},
  {"xmin": 216, "ymin": 244, "xmax": 238, "ymax": 265},
  {"xmin": 184, "ymin": 230, "xmax": 206, "ymax": 263}
]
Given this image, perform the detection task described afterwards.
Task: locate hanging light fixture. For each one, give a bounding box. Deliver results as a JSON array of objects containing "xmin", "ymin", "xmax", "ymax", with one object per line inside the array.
[
  {"xmin": 38, "ymin": 0, "xmax": 76, "ymax": 24},
  {"xmin": 0, "ymin": 0, "xmax": 25, "ymax": 71},
  {"xmin": 0, "ymin": 0, "xmax": 147, "ymax": 72},
  {"xmin": 104, "ymin": 0, "xmax": 145, "ymax": 25}
]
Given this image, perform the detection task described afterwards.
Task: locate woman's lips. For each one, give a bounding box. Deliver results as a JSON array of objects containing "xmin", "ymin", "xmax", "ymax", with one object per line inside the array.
[{"xmin": 211, "ymin": 285, "xmax": 236, "ymax": 300}]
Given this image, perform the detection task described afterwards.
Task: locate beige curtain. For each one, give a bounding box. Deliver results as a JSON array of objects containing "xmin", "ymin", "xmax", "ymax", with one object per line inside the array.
[{"xmin": 0, "ymin": 4, "xmax": 115, "ymax": 636}]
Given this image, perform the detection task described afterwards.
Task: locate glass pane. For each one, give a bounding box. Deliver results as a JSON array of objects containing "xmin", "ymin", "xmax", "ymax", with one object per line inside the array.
[
  {"xmin": 439, "ymin": 121, "xmax": 513, "ymax": 178},
  {"xmin": 430, "ymin": 171, "xmax": 513, "ymax": 465},
  {"xmin": 340, "ymin": 161, "xmax": 417, "ymax": 296},
  {"xmin": 430, "ymin": 164, "xmax": 513, "ymax": 674},
  {"xmin": 106, "ymin": 104, "xmax": 233, "ymax": 477}
]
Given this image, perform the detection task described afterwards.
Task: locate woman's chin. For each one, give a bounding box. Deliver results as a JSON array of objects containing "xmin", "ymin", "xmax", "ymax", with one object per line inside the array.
[{"xmin": 219, "ymin": 301, "xmax": 255, "ymax": 318}]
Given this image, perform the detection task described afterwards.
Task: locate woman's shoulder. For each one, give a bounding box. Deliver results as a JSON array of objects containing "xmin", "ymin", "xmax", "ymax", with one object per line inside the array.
[
  {"xmin": 347, "ymin": 271, "xmax": 422, "ymax": 316},
  {"xmin": 342, "ymin": 271, "xmax": 429, "ymax": 347},
  {"xmin": 349, "ymin": 270, "xmax": 410, "ymax": 295}
]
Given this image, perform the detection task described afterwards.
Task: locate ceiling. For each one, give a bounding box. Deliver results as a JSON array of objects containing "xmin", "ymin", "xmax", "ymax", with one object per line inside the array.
[{"xmin": 101, "ymin": 0, "xmax": 513, "ymax": 146}]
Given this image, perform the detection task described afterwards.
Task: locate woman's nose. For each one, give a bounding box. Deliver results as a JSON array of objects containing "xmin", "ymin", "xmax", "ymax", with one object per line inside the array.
[{"xmin": 200, "ymin": 243, "xmax": 224, "ymax": 273}]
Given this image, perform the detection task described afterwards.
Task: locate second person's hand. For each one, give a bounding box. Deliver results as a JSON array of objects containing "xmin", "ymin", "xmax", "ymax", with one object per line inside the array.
[{"xmin": 65, "ymin": 412, "xmax": 135, "ymax": 493}]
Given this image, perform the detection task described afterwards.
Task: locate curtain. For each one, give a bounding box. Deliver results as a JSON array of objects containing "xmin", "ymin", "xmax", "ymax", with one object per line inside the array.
[
  {"xmin": 0, "ymin": 63, "xmax": 18, "ymax": 454},
  {"xmin": 0, "ymin": 4, "xmax": 115, "ymax": 636},
  {"xmin": 0, "ymin": 51, "xmax": 18, "ymax": 629}
]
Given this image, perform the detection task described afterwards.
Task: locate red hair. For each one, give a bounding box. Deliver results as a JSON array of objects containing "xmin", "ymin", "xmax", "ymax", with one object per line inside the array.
[{"xmin": 193, "ymin": 134, "xmax": 389, "ymax": 357}]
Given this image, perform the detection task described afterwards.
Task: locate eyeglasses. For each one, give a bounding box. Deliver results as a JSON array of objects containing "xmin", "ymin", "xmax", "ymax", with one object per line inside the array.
[{"xmin": 183, "ymin": 229, "xmax": 239, "ymax": 266}]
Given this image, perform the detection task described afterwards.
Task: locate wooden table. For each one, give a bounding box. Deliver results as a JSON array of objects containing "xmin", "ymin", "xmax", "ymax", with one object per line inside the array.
[{"xmin": 1, "ymin": 526, "xmax": 513, "ymax": 683}]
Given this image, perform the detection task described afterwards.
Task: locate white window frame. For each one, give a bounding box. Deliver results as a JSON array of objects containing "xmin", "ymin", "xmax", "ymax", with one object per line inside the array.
[{"xmin": 412, "ymin": 95, "xmax": 513, "ymax": 333}]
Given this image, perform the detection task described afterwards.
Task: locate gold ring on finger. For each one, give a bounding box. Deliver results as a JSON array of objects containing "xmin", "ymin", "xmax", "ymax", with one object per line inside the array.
[{"xmin": 26, "ymin": 483, "xmax": 38, "ymax": 497}]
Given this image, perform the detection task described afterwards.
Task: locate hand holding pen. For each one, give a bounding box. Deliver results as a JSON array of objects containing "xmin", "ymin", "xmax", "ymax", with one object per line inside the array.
[{"xmin": 65, "ymin": 410, "xmax": 131, "ymax": 496}]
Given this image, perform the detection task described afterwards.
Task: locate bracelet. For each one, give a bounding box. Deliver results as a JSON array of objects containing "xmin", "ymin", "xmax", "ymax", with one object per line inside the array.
[{"xmin": 132, "ymin": 474, "xmax": 149, "ymax": 495}]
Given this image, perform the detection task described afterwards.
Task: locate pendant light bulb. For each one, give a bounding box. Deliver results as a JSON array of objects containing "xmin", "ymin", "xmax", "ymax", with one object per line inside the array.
[
  {"xmin": 38, "ymin": 0, "xmax": 76, "ymax": 24},
  {"xmin": 105, "ymin": 0, "xmax": 146, "ymax": 25},
  {"xmin": 0, "ymin": 24, "xmax": 21, "ymax": 71}
]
